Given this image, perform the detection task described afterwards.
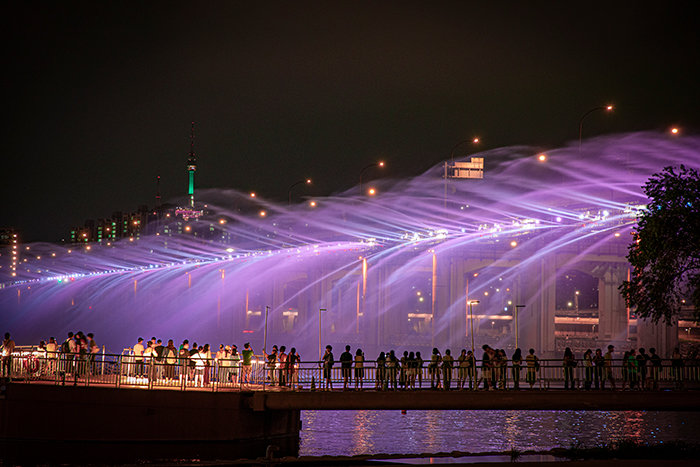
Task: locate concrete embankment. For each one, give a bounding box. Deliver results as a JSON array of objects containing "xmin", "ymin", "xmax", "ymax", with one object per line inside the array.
[{"xmin": 0, "ymin": 383, "xmax": 300, "ymax": 463}]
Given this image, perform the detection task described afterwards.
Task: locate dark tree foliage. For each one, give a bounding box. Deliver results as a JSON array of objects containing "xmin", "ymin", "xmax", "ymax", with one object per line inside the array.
[{"xmin": 620, "ymin": 165, "xmax": 700, "ymax": 324}]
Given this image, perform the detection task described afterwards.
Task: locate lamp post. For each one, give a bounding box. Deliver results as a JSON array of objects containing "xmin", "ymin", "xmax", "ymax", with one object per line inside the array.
[
  {"xmin": 263, "ymin": 305, "xmax": 270, "ymax": 353},
  {"xmin": 359, "ymin": 161, "xmax": 385, "ymax": 193},
  {"xmin": 288, "ymin": 178, "xmax": 312, "ymax": 205},
  {"xmin": 578, "ymin": 105, "xmax": 613, "ymax": 152},
  {"xmin": 467, "ymin": 300, "xmax": 480, "ymax": 353},
  {"xmin": 515, "ymin": 305, "xmax": 525, "ymax": 349},
  {"xmin": 319, "ymin": 308, "xmax": 327, "ymax": 361}
]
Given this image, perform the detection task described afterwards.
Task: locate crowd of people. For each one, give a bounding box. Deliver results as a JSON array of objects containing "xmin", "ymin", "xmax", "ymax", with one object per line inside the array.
[{"xmin": 0, "ymin": 331, "xmax": 691, "ymax": 391}]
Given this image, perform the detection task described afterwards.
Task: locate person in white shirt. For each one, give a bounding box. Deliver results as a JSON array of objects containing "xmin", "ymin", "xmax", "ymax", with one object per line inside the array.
[{"xmin": 133, "ymin": 337, "xmax": 145, "ymax": 377}]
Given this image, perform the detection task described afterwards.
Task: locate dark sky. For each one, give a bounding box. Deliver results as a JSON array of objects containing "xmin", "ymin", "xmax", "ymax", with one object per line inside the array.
[{"xmin": 4, "ymin": 1, "xmax": 699, "ymax": 241}]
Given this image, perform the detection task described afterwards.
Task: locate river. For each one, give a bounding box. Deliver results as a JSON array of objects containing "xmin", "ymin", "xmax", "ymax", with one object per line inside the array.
[{"xmin": 300, "ymin": 410, "xmax": 700, "ymax": 456}]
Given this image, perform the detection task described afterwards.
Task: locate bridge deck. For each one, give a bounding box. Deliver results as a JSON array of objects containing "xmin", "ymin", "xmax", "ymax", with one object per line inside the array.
[{"xmin": 250, "ymin": 389, "xmax": 700, "ymax": 412}]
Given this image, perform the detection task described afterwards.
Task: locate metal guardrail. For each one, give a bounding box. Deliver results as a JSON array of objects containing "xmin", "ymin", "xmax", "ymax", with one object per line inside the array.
[{"xmin": 1, "ymin": 350, "xmax": 697, "ymax": 391}]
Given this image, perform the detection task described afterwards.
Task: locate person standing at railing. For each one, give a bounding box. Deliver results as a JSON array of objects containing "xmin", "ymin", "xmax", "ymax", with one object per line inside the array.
[
  {"xmin": 202, "ymin": 344, "xmax": 212, "ymax": 386},
  {"xmin": 457, "ymin": 349, "xmax": 468, "ymax": 389},
  {"xmin": 1, "ymin": 332, "xmax": 15, "ymax": 379},
  {"xmin": 375, "ymin": 352, "xmax": 386, "ymax": 390},
  {"xmin": 671, "ymin": 347, "xmax": 684, "ymax": 389},
  {"xmin": 216, "ymin": 344, "xmax": 227, "ymax": 383},
  {"xmin": 494, "ymin": 349, "xmax": 506, "ymax": 390},
  {"xmin": 466, "ymin": 350, "xmax": 476, "ymax": 390},
  {"xmin": 621, "ymin": 350, "xmax": 630, "ymax": 390},
  {"xmin": 399, "ymin": 351, "xmax": 409, "ymax": 389},
  {"xmin": 154, "ymin": 339, "xmax": 165, "ymax": 381},
  {"xmin": 512, "ymin": 348, "xmax": 523, "ymax": 390},
  {"xmin": 649, "ymin": 347, "xmax": 661, "ymax": 390},
  {"xmin": 143, "ymin": 341, "xmax": 157, "ymax": 382},
  {"xmin": 627, "ymin": 349, "xmax": 639, "ymax": 390},
  {"xmin": 525, "ymin": 348, "xmax": 538, "ymax": 390},
  {"xmin": 231, "ymin": 344, "xmax": 240, "ymax": 385},
  {"xmin": 354, "ymin": 348, "xmax": 365, "ymax": 390},
  {"xmin": 62, "ymin": 332, "xmax": 76, "ymax": 375},
  {"xmin": 178, "ymin": 340, "xmax": 190, "ymax": 383},
  {"xmin": 442, "ymin": 349, "xmax": 454, "ymax": 390},
  {"xmin": 88, "ymin": 333, "xmax": 99, "ymax": 376},
  {"xmin": 241, "ymin": 343, "xmax": 254, "ymax": 385},
  {"xmin": 593, "ymin": 348, "xmax": 604, "ymax": 389},
  {"xmin": 563, "ymin": 347, "xmax": 576, "ymax": 390},
  {"xmin": 287, "ymin": 347, "xmax": 299, "ymax": 389},
  {"xmin": 46, "ymin": 337, "xmax": 58, "ymax": 375},
  {"xmin": 480, "ymin": 345, "xmax": 493, "ymax": 390},
  {"xmin": 264, "ymin": 346, "xmax": 278, "ymax": 386},
  {"xmin": 164, "ymin": 340, "xmax": 178, "ymax": 382},
  {"xmin": 387, "ymin": 350, "xmax": 398, "ymax": 390},
  {"xmin": 603, "ymin": 345, "xmax": 616, "ymax": 390},
  {"xmin": 192, "ymin": 346, "xmax": 206, "ymax": 388},
  {"xmin": 583, "ymin": 349, "xmax": 593, "ymax": 390},
  {"xmin": 322, "ymin": 345, "xmax": 334, "ymax": 390},
  {"xmin": 429, "ymin": 348, "xmax": 442, "ymax": 389},
  {"xmin": 406, "ymin": 351, "xmax": 416, "ymax": 389},
  {"xmin": 638, "ymin": 348, "xmax": 650, "ymax": 390},
  {"xmin": 133, "ymin": 337, "xmax": 145, "ymax": 377},
  {"xmin": 278, "ymin": 346, "xmax": 288, "ymax": 387},
  {"xmin": 340, "ymin": 345, "xmax": 353, "ymax": 390}
]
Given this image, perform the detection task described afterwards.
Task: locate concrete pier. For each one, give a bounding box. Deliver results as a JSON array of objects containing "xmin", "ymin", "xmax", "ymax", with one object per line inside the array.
[{"xmin": 0, "ymin": 383, "xmax": 300, "ymax": 463}]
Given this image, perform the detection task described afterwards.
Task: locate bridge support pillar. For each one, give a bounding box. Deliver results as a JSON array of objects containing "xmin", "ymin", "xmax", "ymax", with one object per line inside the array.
[
  {"xmin": 520, "ymin": 258, "xmax": 556, "ymax": 357},
  {"xmin": 596, "ymin": 264, "xmax": 629, "ymax": 348}
]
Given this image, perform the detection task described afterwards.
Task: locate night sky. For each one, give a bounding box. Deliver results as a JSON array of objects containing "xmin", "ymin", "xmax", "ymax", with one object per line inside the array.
[{"xmin": 5, "ymin": 1, "xmax": 699, "ymax": 242}]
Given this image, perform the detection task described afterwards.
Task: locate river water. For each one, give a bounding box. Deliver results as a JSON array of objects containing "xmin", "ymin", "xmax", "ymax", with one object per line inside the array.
[{"xmin": 300, "ymin": 410, "xmax": 700, "ymax": 456}]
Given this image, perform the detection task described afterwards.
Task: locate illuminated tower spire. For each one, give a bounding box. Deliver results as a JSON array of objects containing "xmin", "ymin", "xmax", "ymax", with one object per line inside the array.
[
  {"xmin": 155, "ymin": 175, "xmax": 162, "ymax": 208},
  {"xmin": 186, "ymin": 122, "xmax": 197, "ymax": 208}
]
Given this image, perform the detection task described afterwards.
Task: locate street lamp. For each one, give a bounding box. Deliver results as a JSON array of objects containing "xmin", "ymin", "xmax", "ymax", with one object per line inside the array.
[
  {"xmin": 579, "ymin": 105, "xmax": 614, "ymax": 152},
  {"xmin": 263, "ymin": 305, "xmax": 270, "ymax": 353},
  {"xmin": 359, "ymin": 161, "xmax": 385, "ymax": 193},
  {"xmin": 467, "ymin": 300, "xmax": 480, "ymax": 353},
  {"xmin": 515, "ymin": 305, "xmax": 525, "ymax": 349},
  {"xmin": 319, "ymin": 308, "xmax": 327, "ymax": 361},
  {"xmin": 288, "ymin": 178, "xmax": 312, "ymax": 205}
]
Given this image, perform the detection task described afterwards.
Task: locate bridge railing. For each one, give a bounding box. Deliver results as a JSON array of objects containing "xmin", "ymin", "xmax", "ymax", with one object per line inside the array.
[{"xmin": 1, "ymin": 350, "xmax": 698, "ymax": 391}]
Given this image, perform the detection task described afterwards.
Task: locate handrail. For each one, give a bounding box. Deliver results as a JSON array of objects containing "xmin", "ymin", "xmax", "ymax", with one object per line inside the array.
[{"xmin": 1, "ymin": 350, "xmax": 697, "ymax": 392}]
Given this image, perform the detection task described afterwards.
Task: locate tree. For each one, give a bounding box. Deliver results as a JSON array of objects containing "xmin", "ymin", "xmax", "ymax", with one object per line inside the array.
[{"xmin": 620, "ymin": 165, "xmax": 700, "ymax": 324}]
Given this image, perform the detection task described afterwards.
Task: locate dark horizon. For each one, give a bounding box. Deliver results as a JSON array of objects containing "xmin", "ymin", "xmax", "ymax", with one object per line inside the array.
[{"xmin": 5, "ymin": 1, "xmax": 699, "ymax": 242}]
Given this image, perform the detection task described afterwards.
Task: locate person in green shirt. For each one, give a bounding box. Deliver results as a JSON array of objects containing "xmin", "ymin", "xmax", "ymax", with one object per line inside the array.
[{"xmin": 241, "ymin": 342, "xmax": 254, "ymax": 385}]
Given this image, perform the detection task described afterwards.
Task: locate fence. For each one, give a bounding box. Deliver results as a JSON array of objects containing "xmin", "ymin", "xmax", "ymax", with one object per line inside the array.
[{"xmin": 1, "ymin": 349, "xmax": 698, "ymax": 391}]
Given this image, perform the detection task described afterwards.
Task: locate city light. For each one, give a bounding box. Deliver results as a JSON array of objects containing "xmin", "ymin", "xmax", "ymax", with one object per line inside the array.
[
  {"xmin": 671, "ymin": 127, "xmax": 680, "ymax": 135},
  {"xmin": 510, "ymin": 240, "xmax": 517, "ymax": 247},
  {"xmin": 250, "ymin": 192, "xmax": 257, "ymax": 198},
  {"xmin": 219, "ymin": 219, "xmax": 227, "ymax": 224},
  {"xmin": 259, "ymin": 210, "xmax": 267, "ymax": 217},
  {"xmin": 606, "ymin": 105, "xmax": 614, "ymax": 111},
  {"xmin": 538, "ymin": 154, "xmax": 547, "ymax": 162},
  {"xmin": 368, "ymin": 187, "xmax": 376, "ymax": 196},
  {"xmin": 473, "ymin": 137, "xmax": 480, "ymax": 144},
  {"xmin": 309, "ymin": 200, "xmax": 317, "ymax": 207}
]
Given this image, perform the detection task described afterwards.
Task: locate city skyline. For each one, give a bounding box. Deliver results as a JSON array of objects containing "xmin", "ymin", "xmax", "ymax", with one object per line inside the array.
[{"xmin": 4, "ymin": 2, "xmax": 699, "ymax": 241}]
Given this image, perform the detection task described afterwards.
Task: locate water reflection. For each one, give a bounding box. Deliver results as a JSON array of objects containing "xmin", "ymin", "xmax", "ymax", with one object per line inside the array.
[{"xmin": 300, "ymin": 410, "xmax": 700, "ymax": 456}]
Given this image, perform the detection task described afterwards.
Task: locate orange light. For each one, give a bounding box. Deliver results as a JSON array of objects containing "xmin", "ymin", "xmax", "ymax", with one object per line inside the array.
[
  {"xmin": 368, "ymin": 187, "xmax": 376, "ymax": 196},
  {"xmin": 606, "ymin": 105, "xmax": 614, "ymax": 111},
  {"xmin": 250, "ymin": 192, "xmax": 256, "ymax": 198},
  {"xmin": 184, "ymin": 226, "xmax": 191, "ymax": 232},
  {"xmin": 538, "ymin": 154, "xmax": 547, "ymax": 162},
  {"xmin": 259, "ymin": 210, "xmax": 267, "ymax": 217},
  {"xmin": 306, "ymin": 179, "xmax": 312, "ymax": 184},
  {"xmin": 219, "ymin": 219, "xmax": 226, "ymax": 224},
  {"xmin": 510, "ymin": 240, "xmax": 517, "ymax": 247},
  {"xmin": 671, "ymin": 127, "xmax": 680, "ymax": 135},
  {"xmin": 473, "ymin": 137, "xmax": 480, "ymax": 144},
  {"xmin": 309, "ymin": 200, "xmax": 317, "ymax": 207},
  {"xmin": 378, "ymin": 161, "xmax": 385, "ymax": 167}
]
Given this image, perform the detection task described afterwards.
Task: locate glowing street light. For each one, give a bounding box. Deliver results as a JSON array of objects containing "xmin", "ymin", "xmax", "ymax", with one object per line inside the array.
[
  {"xmin": 258, "ymin": 210, "xmax": 267, "ymax": 217},
  {"xmin": 367, "ymin": 187, "xmax": 377, "ymax": 196},
  {"xmin": 579, "ymin": 104, "xmax": 614, "ymax": 152},
  {"xmin": 467, "ymin": 300, "xmax": 480, "ymax": 352},
  {"xmin": 359, "ymin": 161, "xmax": 385, "ymax": 193},
  {"xmin": 250, "ymin": 192, "xmax": 257, "ymax": 198},
  {"xmin": 288, "ymin": 178, "xmax": 312, "ymax": 205},
  {"xmin": 515, "ymin": 305, "xmax": 525, "ymax": 349},
  {"xmin": 309, "ymin": 200, "xmax": 317, "ymax": 207},
  {"xmin": 538, "ymin": 153, "xmax": 547, "ymax": 162},
  {"xmin": 670, "ymin": 127, "xmax": 680, "ymax": 135}
]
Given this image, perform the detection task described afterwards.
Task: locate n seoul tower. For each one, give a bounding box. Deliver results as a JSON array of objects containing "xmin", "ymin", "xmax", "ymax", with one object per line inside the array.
[{"xmin": 186, "ymin": 122, "xmax": 197, "ymax": 208}]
